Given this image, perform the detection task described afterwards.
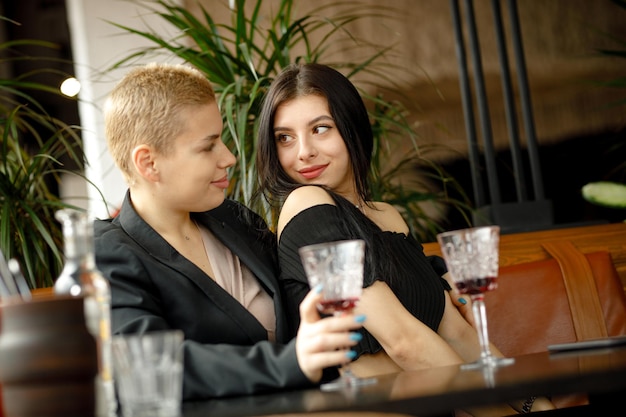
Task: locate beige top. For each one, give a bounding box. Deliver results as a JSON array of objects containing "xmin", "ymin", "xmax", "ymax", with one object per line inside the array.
[{"xmin": 197, "ymin": 223, "xmax": 276, "ymax": 342}]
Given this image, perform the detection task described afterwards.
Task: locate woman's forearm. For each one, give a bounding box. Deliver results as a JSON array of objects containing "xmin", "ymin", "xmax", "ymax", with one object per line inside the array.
[{"xmin": 357, "ymin": 281, "xmax": 464, "ymax": 371}]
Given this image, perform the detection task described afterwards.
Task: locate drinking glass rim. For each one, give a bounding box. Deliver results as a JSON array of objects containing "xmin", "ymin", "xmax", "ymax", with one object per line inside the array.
[
  {"xmin": 436, "ymin": 225, "xmax": 500, "ymax": 239},
  {"xmin": 298, "ymin": 239, "xmax": 365, "ymax": 254}
]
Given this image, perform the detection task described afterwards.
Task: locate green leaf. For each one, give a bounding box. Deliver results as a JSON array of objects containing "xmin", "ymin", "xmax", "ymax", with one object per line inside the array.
[
  {"xmin": 582, "ymin": 181, "xmax": 626, "ymax": 209},
  {"xmin": 0, "ymin": 31, "xmax": 96, "ymax": 287}
]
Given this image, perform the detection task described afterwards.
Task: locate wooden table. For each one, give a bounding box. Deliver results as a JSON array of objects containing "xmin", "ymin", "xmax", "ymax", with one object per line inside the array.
[{"xmin": 182, "ymin": 344, "xmax": 626, "ymax": 416}]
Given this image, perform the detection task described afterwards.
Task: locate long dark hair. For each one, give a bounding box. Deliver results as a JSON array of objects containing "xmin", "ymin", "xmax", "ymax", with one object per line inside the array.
[
  {"xmin": 255, "ymin": 63, "xmax": 399, "ymax": 285},
  {"xmin": 256, "ymin": 63, "xmax": 373, "ymax": 207}
]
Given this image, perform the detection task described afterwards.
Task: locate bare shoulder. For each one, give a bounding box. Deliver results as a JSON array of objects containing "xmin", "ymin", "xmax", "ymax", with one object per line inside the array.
[
  {"xmin": 369, "ymin": 201, "xmax": 399, "ymax": 215},
  {"xmin": 367, "ymin": 201, "xmax": 409, "ymax": 234},
  {"xmin": 277, "ymin": 186, "xmax": 335, "ymax": 238}
]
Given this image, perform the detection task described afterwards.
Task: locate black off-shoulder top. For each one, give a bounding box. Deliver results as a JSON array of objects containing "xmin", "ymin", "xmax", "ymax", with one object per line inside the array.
[{"xmin": 278, "ymin": 204, "xmax": 450, "ymax": 358}]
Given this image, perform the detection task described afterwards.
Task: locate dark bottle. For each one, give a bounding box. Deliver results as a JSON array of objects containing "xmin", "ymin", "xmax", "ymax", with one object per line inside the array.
[{"xmin": 54, "ymin": 209, "xmax": 116, "ymax": 416}]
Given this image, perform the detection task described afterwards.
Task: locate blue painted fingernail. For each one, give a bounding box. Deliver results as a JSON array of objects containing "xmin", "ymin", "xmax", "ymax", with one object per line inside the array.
[
  {"xmin": 349, "ymin": 332, "xmax": 363, "ymax": 342},
  {"xmin": 354, "ymin": 314, "xmax": 366, "ymax": 323},
  {"xmin": 346, "ymin": 350, "xmax": 357, "ymax": 360},
  {"xmin": 458, "ymin": 297, "xmax": 467, "ymax": 305},
  {"xmin": 314, "ymin": 284, "xmax": 323, "ymax": 294}
]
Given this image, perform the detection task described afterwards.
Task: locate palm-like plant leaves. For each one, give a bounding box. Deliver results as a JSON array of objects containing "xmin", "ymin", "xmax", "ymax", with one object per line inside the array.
[
  {"xmin": 0, "ymin": 33, "xmax": 92, "ymax": 288},
  {"xmin": 108, "ymin": 0, "xmax": 469, "ymax": 241}
]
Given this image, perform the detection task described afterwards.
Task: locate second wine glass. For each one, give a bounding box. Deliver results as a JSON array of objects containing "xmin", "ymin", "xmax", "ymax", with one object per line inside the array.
[
  {"xmin": 298, "ymin": 239, "xmax": 377, "ymax": 391},
  {"xmin": 437, "ymin": 226, "xmax": 514, "ymax": 370}
]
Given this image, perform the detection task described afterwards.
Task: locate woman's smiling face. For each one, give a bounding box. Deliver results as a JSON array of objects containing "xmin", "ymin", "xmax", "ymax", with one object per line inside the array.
[
  {"xmin": 154, "ymin": 101, "xmax": 236, "ymax": 213},
  {"xmin": 273, "ymin": 94, "xmax": 355, "ymax": 197}
]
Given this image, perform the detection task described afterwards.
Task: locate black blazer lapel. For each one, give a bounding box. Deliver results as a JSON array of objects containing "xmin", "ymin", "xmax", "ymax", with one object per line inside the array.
[{"xmin": 117, "ymin": 193, "xmax": 272, "ymax": 343}]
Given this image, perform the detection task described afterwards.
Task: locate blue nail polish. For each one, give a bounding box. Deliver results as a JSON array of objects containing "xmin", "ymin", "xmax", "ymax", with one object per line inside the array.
[
  {"xmin": 349, "ymin": 332, "xmax": 363, "ymax": 342},
  {"xmin": 354, "ymin": 314, "xmax": 366, "ymax": 323},
  {"xmin": 346, "ymin": 350, "xmax": 357, "ymax": 360},
  {"xmin": 458, "ymin": 297, "xmax": 467, "ymax": 305},
  {"xmin": 314, "ymin": 284, "xmax": 323, "ymax": 294}
]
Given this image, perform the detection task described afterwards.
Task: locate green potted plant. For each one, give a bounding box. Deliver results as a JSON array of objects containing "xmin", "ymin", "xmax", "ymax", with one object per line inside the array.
[
  {"xmin": 107, "ymin": 0, "xmax": 471, "ymax": 241},
  {"xmin": 0, "ymin": 17, "xmax": 96, "ymax": 288}
]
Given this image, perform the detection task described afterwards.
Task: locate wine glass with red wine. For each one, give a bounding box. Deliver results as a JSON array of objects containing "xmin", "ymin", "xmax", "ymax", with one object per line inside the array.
[
  {"xmin": 437, "ymin": 226, "xmax": 514, "ymax": 370},
  {"xmin": 298, "ymin": 239, "xmax": 377, "ymax": 391}
]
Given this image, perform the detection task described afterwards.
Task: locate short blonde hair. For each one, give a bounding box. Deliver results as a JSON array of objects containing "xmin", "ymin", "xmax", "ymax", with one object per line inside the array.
[{"xmin": 104, "ymin": 63, "xmax": 217, "ymax": 182}]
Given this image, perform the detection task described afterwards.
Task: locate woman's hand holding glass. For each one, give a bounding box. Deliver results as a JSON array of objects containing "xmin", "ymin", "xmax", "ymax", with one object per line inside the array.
[
  {"xmin": 298, "ymin": 240, "xmax": 377, "ymax": 391},
  {"xmin": 295, "ymin": 284, "xmax": 366, "ymax": 383}
]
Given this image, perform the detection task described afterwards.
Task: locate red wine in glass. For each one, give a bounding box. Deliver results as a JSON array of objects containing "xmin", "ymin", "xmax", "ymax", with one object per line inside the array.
[
  {"xmin": 299, "ymin": 239, "xmax": 377, "ymax": 391},
  {"xmin": 437, "ymin": 226, "xmax": 514, "ymax": 370},
  {"xmin": 455, "ymin": 276, "xmax": 497, "ymax": 295},
  {"xmin": 318, "ymin": 297, "xmax": 359, "ymax": 315}
]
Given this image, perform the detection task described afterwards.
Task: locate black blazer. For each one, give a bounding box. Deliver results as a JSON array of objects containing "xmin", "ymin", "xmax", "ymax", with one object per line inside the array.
[{"xmin": 94, "ymin": 191, "xmax": 312, "ymax": 400}]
